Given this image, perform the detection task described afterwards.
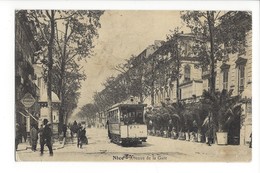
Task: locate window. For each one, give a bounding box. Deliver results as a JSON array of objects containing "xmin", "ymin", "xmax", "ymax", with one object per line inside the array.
[
  {"xmin": 220, "ymin": 63, "xmax": 230, "ymax": 91},
  {"xmin": 184, "ymin": 65, "xmax": 191, "ymax": 81},
  {"xmin": 238, "ymin": 65, "xmax": 245, "ymax": 93},
  {"xmin": 122, "ymin": 109, "xmax": 144, "ymax": 125},
  {"xmin": 235, "ymin": 57, "xmax": 247, "ymax": 93},
  {"xmin": 223, "ymin": 70, "xmax": 229, "ymax": 90},
  {"xmin": 37, "ymin": 77, "xmax": 41, "ymax": 88},
  {"xmin": 179, "ymin": 89, "xmax": 182, "ymax": 100}
]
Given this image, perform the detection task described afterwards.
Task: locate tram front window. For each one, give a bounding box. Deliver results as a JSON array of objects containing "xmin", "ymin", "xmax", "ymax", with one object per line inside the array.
[{"xmin": 122, "ymin": 110, "xmax": 144, "ymax": 125}]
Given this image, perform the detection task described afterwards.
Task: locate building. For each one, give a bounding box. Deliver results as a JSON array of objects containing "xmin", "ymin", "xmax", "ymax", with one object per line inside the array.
[
  {"xmin": 214, "ymin": 30, "xmax": 252, "ymax": 145},
  {"xmin": 123, "ymin": 40, "xmax": 164, "ymax": 103},
  {"xmin": 15, "ymin": 11, "xmax": 61, "ymax": 136},
  {"xmin": 148, "ymin": 33, "xmax": 203, "ymax": 106},
  {"xmin": 33, "ymin": 65, "xmax": 61, "ymax": 134},
  {"xmin": 201, "ymin": 12, "xmax": 252, "ymax": 145},
  {"xmin": 96, "ymin": 12, "xmax": 252, "ymax": 146},
  {"xmin": 15, "ymin": 11, "xmax": 40, "ymax": 134},
  {"xmin": 145, "ymin": 16, "xmax": 252, "ymax": 146}
]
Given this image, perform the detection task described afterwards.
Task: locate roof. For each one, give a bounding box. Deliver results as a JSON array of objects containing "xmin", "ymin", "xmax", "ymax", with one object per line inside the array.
[
  {"xmin": 107, "ymin": 97, "xmax": 147, "ymax": 111},
  {"xmin": 107, "ymin": 103, "xmax": 147, "ymax": 112},
  {"xmin": 39, "ymin": 91, "xmax": 61, "ymax": 103}
]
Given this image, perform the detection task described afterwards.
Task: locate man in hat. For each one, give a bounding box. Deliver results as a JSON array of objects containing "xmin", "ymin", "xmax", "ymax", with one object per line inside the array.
[{"xmin": 40, "ymin": 119, "xmax": 53, "ymax": 156}]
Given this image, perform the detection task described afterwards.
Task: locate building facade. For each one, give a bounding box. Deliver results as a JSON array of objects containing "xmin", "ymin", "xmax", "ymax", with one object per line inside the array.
[
  {"xmin": 15, "ymin": 11, "xmax": 40, "ymax": 134},
  {"xmin": 15, "ymin": 11, "xmax": 61, "ymax": 136},
  {"xmin": 33, "ymin": 65, "xmax": 61, "ymax": 134},
  {"xmin": 146, "ymin": 27, "xmax": 251, "ymax": 146},
  {"xmin": 213, "ymin": 29, "xmax": 252, "ymax": 145},
  {"xmin": 150, "ymin": 34, "xmax": 203, "ymax": 106}
]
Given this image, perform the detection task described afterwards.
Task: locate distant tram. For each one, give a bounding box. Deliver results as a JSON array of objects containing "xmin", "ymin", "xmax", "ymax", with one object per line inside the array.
[{"xmin": 107, "ymin": 100, "xmax": 147, "ymax": 146}]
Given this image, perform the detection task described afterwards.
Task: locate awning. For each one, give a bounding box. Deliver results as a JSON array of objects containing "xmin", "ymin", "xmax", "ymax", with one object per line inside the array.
[
  {"xmin": 18, "ymin": 109, "xmax": 38, "ymax": 122},
  {"xmin": 39, "ymin": 91, "xmax": 61, "ymax": 103}
]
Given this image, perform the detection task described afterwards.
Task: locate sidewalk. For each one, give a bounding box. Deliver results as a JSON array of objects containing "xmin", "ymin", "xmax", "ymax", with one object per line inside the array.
[
  {"xmin": 149, "ymin": 135, "xmax": 252, "ymax": 161},
  {"xmin": 16, "ymin": 139, "xmax": 65, "ymax": 152}
]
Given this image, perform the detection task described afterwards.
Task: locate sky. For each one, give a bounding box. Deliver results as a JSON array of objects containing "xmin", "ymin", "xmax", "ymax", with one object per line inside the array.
[{"xmin": 72, "ymin": 10, "xmax": 189, "ymax": 116}]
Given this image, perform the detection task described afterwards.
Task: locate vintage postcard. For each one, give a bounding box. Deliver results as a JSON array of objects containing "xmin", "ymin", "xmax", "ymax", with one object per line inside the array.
[{"xmin": 15, "ymin": 9, "xmax": 252, "ymax": 163}]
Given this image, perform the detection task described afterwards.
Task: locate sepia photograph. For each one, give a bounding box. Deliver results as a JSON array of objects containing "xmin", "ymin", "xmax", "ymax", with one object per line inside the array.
[{"xmin": 14, "ymin": 9, "xmax": 254, "ymax": 163}]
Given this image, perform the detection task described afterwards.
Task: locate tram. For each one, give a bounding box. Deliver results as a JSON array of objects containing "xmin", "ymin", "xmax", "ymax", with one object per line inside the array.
[{"xmin": 107, "ymin": 99, "xmax": 147, "ymax": 146}]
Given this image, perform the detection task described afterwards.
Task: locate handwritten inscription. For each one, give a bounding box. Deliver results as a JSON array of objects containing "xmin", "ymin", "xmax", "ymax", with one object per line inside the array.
[{"xmin": 112, "ymin": 154, "xmax": 167, "ymax": 161}]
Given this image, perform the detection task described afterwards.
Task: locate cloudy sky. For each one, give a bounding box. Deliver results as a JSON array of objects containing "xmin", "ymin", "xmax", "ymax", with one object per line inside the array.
[{"xmin": 73, "ymin": 10, "xmax": 189, "ymax": 115}]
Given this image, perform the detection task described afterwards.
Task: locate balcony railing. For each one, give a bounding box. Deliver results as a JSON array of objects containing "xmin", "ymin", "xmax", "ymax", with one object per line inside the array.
[{"xmin": 180, "ymin": 95, "xmax": 203, "ymax": 103}]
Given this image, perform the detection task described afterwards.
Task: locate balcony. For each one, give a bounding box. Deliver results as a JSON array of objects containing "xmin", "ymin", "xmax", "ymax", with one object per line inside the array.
[{"xmin": 179, "ymin": 80, "xmax": 203, "ymax": 101}]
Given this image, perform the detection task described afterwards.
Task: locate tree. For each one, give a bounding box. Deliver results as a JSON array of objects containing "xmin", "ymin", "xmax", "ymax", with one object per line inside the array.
[
  {"xmin": 145, "ymin": 27, "xmax": 198, "ymax": 108},
  {"xmin": 201, "ymin": 89, "xmax": 242, "ymax": 132},
  {"xmin": 28, "ymin": 10, "xmax": 104, "ymax": 131},
  {"xmin": 180, "ymin": 11, "xmax": 252, "ymax": 94},
  {"xmin": 181, "ymin": 11, "xmax": 251, "ymax": 139},
  {"xmin": 76, "ymin": 103, "xmax": 99, "ymax": 125},
  {"xmin": 164, "ymin": 27, "xmax": 184, "ymax": 103},
  {"xmin": 54, "ymin": 10, "xmax": 103, "ymax": 131},
  {"xmin": 91, "ymin": 75, "xmax": 129, "ymax": 116},
  {"xmin": 185, "ymin": 99, "xmax": 208, "ymax": 140},
  {"xmin": 27, "ymin": 10, "xmax": 57, "ymax": 127},
  {"xmin": 114, "ymin": 55, "xmax": 148, "ymax": 103}
]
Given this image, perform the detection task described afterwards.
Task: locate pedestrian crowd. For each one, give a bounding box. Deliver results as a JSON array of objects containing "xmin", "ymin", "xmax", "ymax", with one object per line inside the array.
[
  {"xmin": 69, "ymin": 121, "xmax": 88, "ymax": 148},
  {"xmin": 15, "ymin": 119, "xmax": 89, "ymax": 156},
  {"xmin": 15, "ymin": 119, "xmax": 53, "ymax": 156}
]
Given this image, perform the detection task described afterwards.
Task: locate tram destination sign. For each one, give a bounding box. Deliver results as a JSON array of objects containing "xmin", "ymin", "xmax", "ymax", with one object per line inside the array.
[{"xmin": 21, "ymin": 93, "xmax": 36, "ymax": 108}]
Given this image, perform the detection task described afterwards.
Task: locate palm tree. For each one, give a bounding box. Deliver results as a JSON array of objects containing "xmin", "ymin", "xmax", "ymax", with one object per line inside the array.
[
  {"xmin": 186, "ymin": 101, "xmax": 208, "ymax": 141},
  {"xmin": 200, "ymin": 89, "xmax": 242, "ymax": 144},
  {"xmin": 161, "ymin": 101, "xmax": 193, "ymax": 139}
]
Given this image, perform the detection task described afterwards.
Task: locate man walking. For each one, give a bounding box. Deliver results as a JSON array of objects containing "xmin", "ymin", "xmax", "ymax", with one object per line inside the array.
[{"xmin": 40, "ymin": 119, "xmax": 53, "ymax": 156}]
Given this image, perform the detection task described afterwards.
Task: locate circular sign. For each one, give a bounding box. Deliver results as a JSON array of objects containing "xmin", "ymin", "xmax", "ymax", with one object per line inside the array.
[{"xmin": 21, "ymin": 93, "xmax": 36, "ymax": 108}]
